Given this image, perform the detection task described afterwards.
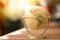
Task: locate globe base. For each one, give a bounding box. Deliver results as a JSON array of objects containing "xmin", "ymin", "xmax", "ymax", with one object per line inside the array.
[{"xmin": 28, "ymin": 34, "xmax": 46, "ymax": 39}]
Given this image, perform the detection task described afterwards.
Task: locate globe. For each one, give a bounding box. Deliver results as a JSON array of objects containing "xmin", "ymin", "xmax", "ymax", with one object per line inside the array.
[{"xmin": 23, "ymin": 6, "xmax": 49, "ymax": 39}]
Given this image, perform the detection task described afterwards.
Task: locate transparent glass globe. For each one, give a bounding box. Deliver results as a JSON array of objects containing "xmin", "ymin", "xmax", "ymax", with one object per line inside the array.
[{"xmin": 22, "ymin": 6, "xmax": 49, "ymax": 39}]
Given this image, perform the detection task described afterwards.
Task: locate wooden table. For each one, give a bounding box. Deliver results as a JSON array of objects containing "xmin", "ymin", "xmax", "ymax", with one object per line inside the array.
[{"xmin": 0, "ymin": 27, "xmax": 60, "ymax": 40}]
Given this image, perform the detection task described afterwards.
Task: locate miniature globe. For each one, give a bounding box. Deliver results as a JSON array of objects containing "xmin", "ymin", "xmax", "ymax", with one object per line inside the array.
[{"xmin": 23, "ymin": 6, "xmax": 49, "ymax": 39}]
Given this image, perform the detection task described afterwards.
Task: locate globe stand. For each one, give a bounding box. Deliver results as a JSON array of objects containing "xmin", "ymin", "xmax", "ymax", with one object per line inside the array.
[{"xmin": 28, "ymin": 34, "xmax": 46, "ymax": 39}]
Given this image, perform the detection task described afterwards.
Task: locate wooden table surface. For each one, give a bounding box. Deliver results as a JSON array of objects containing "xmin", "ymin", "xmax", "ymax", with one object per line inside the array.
[{"xmin": 0, "ymin": 26, "xmax": 60, "ymax": 40}]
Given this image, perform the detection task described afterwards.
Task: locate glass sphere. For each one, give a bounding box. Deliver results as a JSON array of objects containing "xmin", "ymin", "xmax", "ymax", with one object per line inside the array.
[{"xmin": 23, "ymin": 6, "xmax": 49, "ymax": 39}]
